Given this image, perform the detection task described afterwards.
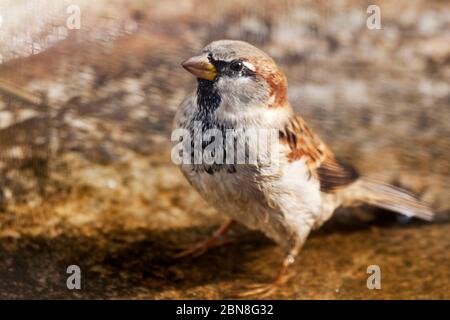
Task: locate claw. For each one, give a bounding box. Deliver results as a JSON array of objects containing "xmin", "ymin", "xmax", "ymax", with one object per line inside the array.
[
  {"xmin": 174, "ymin": 243, "xmax": 207, "ymax": 259},
  {"xmin": 236, "ymin": 250, "xmax": 297, "ymax": 298},
  {"xmin": 238, "ymin": 283, "xmax": 278, "ymax": 298},
  {"xmin": 174, "ymin": 220, "xmax": 236, "ymax": 259},
  {"xmin": 237, "ymin": 272, "xmax": 293, "ymax": 298},
  {"xmin": 174, "ymin": 238, "xmax": 232, "ymax": 259}
]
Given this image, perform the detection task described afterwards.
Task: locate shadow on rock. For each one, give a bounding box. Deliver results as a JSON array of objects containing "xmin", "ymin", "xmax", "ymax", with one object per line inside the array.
[{"xmin": 0, "ymin": 207, "xmax": 446, "ymax": 299}]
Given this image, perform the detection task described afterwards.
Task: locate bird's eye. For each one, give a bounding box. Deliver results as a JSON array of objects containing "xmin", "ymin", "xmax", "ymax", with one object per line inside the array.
[{"xmin": 230, "ymin": 60, "xmax": 243, "ymax": 72}]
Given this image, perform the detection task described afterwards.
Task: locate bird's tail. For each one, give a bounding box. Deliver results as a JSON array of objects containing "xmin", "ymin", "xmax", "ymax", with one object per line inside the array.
[{"xmin": 342, "ymin": 178, "xmax": 434, "ymax": 221}]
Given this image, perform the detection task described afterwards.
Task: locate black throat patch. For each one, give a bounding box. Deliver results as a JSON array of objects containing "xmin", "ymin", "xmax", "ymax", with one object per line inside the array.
[
  {"xmin": 188, "ymin": 79, "xmax": 237, "ymax": 174},
  {"xmin": 195, "ymin": 79, "xmax": 221, "ymax": 122}
]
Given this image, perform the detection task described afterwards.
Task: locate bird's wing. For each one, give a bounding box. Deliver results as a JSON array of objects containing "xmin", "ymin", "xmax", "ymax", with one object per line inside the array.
[{"xmin": 279, "ymin": 115, "xmax": 359, "ymax": 193}]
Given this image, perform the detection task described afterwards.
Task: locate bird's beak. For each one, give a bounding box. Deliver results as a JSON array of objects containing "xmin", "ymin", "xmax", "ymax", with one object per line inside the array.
[{"xmin": 181, "ymin": 55, "xmax": 217, "ymax": 81}]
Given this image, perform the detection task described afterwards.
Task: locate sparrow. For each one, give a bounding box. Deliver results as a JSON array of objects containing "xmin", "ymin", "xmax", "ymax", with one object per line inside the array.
[{"xmin": 173, "ymin": 40, "xmax": 434, "ymax": 296}]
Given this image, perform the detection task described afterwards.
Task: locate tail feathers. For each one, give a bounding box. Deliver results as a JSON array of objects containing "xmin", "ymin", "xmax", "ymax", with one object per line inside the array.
[{"xmin": 351, "ymin": 179, "xmax": 434, "ymax": 221}]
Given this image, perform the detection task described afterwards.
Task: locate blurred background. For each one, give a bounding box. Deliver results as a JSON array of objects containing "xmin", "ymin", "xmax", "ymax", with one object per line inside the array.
[{"xmin": 0, "ymin": 0, "xmax": 448, "ymax": 299}]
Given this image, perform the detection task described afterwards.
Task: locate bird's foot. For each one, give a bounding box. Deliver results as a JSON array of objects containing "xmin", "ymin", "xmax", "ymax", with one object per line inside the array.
[
  {"xmin": 174, "ymin": 237, "xmax": 234, "ymax": 258},
  {"xmin": 237, "ymin": 251, "xmax": 297, "ymax": 298},
  {"xmin": 174, "ymin": 219, "xmax": 236, "ymax": 259},
  {"xmin": 237, "ymin": 273, "xmax": 293, "ymax": 298}
]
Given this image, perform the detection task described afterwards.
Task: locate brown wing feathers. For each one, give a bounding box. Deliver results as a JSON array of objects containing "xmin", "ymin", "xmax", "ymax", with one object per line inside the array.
[
  {"xmin": 316, "ymin": 157, "xmax": 359, "ymax": 192},
  {"xmin": 280, "ymin": 116, "xmax": 359, "ymax": 192}
]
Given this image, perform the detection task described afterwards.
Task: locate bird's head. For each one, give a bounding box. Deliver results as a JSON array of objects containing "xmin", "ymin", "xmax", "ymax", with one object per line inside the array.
[{"xmin": 182, "ymin": 40, "xmax": 289, "ymax": 121}]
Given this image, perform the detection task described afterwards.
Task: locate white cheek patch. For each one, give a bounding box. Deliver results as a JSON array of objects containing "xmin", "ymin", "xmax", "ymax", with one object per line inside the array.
[{"xmin": 243, "ymin": 61, "xmax": 255, "ymax": 72}]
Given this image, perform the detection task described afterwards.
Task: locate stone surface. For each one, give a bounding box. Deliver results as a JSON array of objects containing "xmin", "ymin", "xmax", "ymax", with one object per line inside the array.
[{"xmin": 0, "ymin": 0, "xmax": 449, "ymax": 299}]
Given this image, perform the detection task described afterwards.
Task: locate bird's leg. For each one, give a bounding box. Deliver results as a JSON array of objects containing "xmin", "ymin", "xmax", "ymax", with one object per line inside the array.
[
  {"xmin": 175, "ymin": 219, "xmax": 236, "ymax": 258},
  {"xmin": 238, "ymin": 233, "xmax": 304, "ymax": 298}
]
